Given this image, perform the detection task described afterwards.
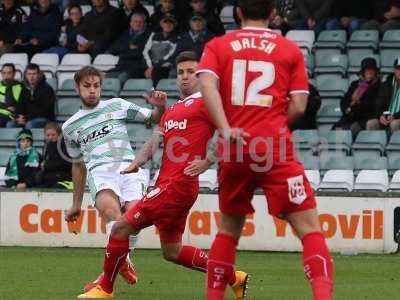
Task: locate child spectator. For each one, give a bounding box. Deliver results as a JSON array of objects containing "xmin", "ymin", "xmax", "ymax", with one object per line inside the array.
[
  {"xmin": 36, "ymin": 122, "xmax": 72, "ymax": 189},
  {"xmin": 5, "ymin": 129, "xmax": 42, "ymax": 189}
]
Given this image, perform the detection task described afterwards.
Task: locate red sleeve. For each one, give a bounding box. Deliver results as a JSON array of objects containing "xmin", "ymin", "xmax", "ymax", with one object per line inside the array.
[
  {"xmin": 288, "ymin": 46, "xmax": 309, "ymax": 95},
  {"xmin": 197, "ymin": 38, "xmax": 221, "ymax": 79}
]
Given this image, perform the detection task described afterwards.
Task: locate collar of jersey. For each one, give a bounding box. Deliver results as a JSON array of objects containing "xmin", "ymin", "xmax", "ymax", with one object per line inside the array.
[
  {"xmin": 242, "ymin": 26, "xmax": 272, "ymax": 31},
  {"xmin": 178, "ymin": 92, "xmax": 202, "ymax": 103}
]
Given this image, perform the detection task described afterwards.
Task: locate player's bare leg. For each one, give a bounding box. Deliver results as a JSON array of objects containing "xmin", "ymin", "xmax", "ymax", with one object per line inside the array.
[
  {"xmin": 286, "ymin": 209, "xmax": 334, "ymax": 300},
  {"xmin": 83, "ymin": 191, "xmax": 137, "ymax": 293},
  {"xmin": 207, "ymin": 214, "xmax": 249, "ymax": 300}
]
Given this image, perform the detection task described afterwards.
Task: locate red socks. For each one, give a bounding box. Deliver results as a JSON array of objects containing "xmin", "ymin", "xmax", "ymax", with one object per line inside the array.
[
  {"xmin": 176, "ymin": 245, "xmax": 208, "ymax": 272},
  {"xmin": 302, "ymin": 232, "xmax": 334, "ymax": 300},
  {"xmin": 206, "ymin": 233, "xmax": 238, "ymax": 300},
  {"xmin": 100, "ymin": 236, "xmax": 129, "ymax": 293}
]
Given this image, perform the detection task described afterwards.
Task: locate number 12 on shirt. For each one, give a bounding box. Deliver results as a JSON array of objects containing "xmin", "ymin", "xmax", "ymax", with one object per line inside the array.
[{"xmin": 232, "ymin": 59, "xmax": 275, "ymax": 107}]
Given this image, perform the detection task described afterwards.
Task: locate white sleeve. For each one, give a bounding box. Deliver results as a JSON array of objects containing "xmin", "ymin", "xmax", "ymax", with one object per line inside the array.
[
  {"xmin": 120, "ymin": 98, "xmax": 152, "ymax": 122},
  {"xmin": 63, "ymin": 132, "xmax": 82, "ymax": 159},
  {"xmin": 143, "ymin": 32, "xmax": 154, "ymax": 68}
]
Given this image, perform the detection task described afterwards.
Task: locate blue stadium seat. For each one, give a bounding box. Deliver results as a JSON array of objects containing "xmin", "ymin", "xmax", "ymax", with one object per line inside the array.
[
  {"xmin": 120, "ymin": 79, "xmax": 153, "ymax": 98},
  {"xmin": 380, "ymin": 30, "xmax": 400, "ymax": 49},
  {"xmin": 318, "ymin": 130, "xmax": 352, "ymax": 155},
  {"xmin": 316, "ymin": 75, "xmax": 348, "ymax": 98},
  {"xmin": 56, "ymin": 98, "xmax": 81, "ymax": 122},
  {"xmin": 314, "ymin": 52, "xmax": 348, "ymax": 76},
  {"xmin": 314, "ymin": 30, "xmax": 347, "ymax": 51},
  {"xmin": 292, "ymin": 129, "xmax": 319, "ymax": 153},
  {"xmin": 347, "ymin": 30, "xmax": 379, "ymax": 51},
  {"xmin": 352, "ymin": 130, "xmax": 388, "ymax": 156}
]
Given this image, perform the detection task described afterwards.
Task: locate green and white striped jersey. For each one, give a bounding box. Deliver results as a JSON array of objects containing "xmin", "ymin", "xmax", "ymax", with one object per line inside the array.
[{"xmin": 62, "ymin": 98, "xmax": 152, "ymax": 173}]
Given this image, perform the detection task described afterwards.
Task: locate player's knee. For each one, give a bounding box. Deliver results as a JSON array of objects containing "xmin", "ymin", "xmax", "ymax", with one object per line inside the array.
[
  {"xmin": 102, "ymin": 207, "xmax": 122, "ymax": 223},
  {"xmin": 111, "ymin": 220, "xmax": 132, "ymax": 239}
]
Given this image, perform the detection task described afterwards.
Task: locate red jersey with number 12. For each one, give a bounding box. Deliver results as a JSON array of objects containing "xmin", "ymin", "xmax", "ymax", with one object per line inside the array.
[{"xmin": 198, "ymin": 27, "xmax": 309, "ymax": 159}]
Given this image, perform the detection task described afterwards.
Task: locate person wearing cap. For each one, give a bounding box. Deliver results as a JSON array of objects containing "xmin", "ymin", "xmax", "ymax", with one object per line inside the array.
[
  {"xmin": 143, "ymin": 12, "xmax": 179, "ymax": 86},
  {"xmin": 188, "ymin": 0, "xmax": 224, "ymax": 35},
  {"xmin": 176, "ymin": 13, "xmax": 214, "ymax": 58},
  {"xmin": 4, "ymin": 128, "xmax": 42, "ymax": 189},
  {"xmin": 333, "ymin": 57, "xmax": 381, "ymax": 137},
  {"xmin": 366, "ymin": 58, "xmax": 400, "ymax": 133},
  {"xmin": 149, "ymin": 0, "xmax": 179, "ymax": 32}
]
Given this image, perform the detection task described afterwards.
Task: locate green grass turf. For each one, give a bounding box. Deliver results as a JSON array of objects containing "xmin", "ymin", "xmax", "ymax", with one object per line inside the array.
[{"xmin": 0, "ymin": 247, "xmax": 399, "ymax": 300}]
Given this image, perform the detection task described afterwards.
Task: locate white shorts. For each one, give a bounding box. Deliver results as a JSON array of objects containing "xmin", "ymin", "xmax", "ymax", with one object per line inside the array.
[{"xmin": 87, "ymin": 168, "xmax": 149, "ymax": 204}]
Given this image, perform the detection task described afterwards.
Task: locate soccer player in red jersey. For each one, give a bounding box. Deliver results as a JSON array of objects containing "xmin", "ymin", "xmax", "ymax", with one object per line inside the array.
[
  {"xmin": 197, "ymin": 1, "xmax": 334, "ymax": 299},
  {"xmin": 77, "ymin": 51, "xmax": 248, "ymax": 300}
]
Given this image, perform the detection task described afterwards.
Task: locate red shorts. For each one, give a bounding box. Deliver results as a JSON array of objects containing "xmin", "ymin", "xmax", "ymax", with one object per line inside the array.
[
  {"xmin": 218, "ymin": 156, "xmax": 316, "ymax": 218},
  {"xmin": 124, "ymin": 181, "xmax": 198, "ymax": 243}
]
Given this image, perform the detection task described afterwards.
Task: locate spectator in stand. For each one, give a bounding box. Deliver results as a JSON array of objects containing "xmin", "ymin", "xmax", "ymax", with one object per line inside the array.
[
  {"xmin": 333, "ymin": 58, "xmax": 380, "ymax": 137},
  {"xmin": 366, "ymin": 58, "xmax": 400, "ymax": 133},
  {"xmin": 270, "ymin": 0, "xmax": 297, "ymax": 35},
  {"xmin": 76, "ymin": 0, "xmax": 119, "ymax": 57},
  {"xmin": 0, "ymin": 0, "xmax": 27, "ymax": 55},
  {"xmin": 0, "ymin": 64, "xmax": 24, "ymax": 128},
  {"xmin": 143, "ymin": 13, "xmax": 178, "ymax": 86},
  {"xmin": 325, "ymin": 0, "xmax": 373, "ymax": 34},
  {"xmin": 188, "ymin": 0, "xmax": 224, "ymax": 36},
  {"xmin": 7, "ymin": 64, "xmax": 55, "ymax": 129},
  {"xmin": 290, "ymin": 83, "xmax": 321, "ymax": 130},
  {"xmin": 362, "ymin": 0, "xmax": 400, "ymax": 33},
  {"xmin": 36, "ymin": 122, "xmax": 72, "ymax": 189},
  {"xmin": 44, "ymin": 4, "xmax": 83, "ymax": 58},
  {"xmin": 116, "ymin": 0, "xmax": 149, "ymax": 32},
  {"xmin": 294, "ymin": 0, "xmax": 333, "ymax": 36},
  {"xmin": 106, "ymin": 12, "xmax": 151, "ymax": 82},
  {"xmin": 149, "ymin": 0, "xmax": 179, "ymax": 32},
  {"xmin": 4, "ymin": 129, "xmax": 42, "ymax": 189},
  {"xmin": 13, "ymin": 0, "xmax": 62, "ymax": 58},
  {"xmin": 177, "ymin": 13, "xmax": 214, "ymax": 58}
]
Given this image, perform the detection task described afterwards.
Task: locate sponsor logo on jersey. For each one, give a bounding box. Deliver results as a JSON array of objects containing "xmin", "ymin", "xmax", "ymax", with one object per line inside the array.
[
  {"xmin": 164, "ymin": 119, "xmax": 188, "ymax": 133},
  {"xmin": 184, "ymin": 99, "xmax": 194, "ymax": 107},
  {"xmin": 78, "ymin": 124, "xmax": 114, "ymax": 145}
]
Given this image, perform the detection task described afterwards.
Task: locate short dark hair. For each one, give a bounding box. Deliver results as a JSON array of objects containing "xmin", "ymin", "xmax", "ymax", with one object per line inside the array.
[
  {"xmin": 237, "ymin": 0, "xmax": 275, "ymax": 20},
  {"xmin": 1, "ymin": 63, "xmax": 16, "ymax": 73},
  {"xmin": 68, "ymin": 4, "xmax": 82, "ymax": 15},
  {"xmin": 25, "ymin": 63, "xmax": 40, "ymax": 73},
  {"xmin": 44, "ymin": 122, "xmax": 62, "ymax": 135},
  {"xmin": 74, "ymin": 66, "xmax": 104, "ymax": 85},
  {"xmin": 176, "ymin": 51, "xmax": 199, "ymax": 65}
]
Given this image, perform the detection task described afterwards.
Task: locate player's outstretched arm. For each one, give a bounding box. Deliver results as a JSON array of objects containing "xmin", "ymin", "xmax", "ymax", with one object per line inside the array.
[
  {"xmin": 288, "ymin": 93, "xmax": 308, "ymax": 125},
  {"xmin": 144, "ymin": 90, "xmax": 167, "ymax": 124},
  {"xmin": 65, "ymin": 160, "xmax": 86, "ymax": 222},
  {"xmin": 121, "ymin": 128, "xmax": 164, "ymax": 174}
]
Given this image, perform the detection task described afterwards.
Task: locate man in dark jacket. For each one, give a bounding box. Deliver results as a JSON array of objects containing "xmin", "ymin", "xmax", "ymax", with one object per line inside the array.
[
  {"xmin": 106, "ymin": 12, "xmax": 151, "ymax": 82},
  {"xmin": 36, "ymin": 122, "xmax": 72, "ymax": 189},
  {"xmin": 7, "ymin": 64, "xmax": 55, "ymax": 129},
  {"xmin": 149, "ymin": 0, "xmax": 180, "ymax": 33},
  {"xmin": 115, "ymin": 0, "xmax": 149, "ymax": 32},
  {"xmin": 0, "ymin": 0, "xmax": 26, "ymax": 55},
  {"xmin": 0, "ymin": 63, "xmax": 23, "ymax": 127},
  {"xmin": 177, "ymin": 13, "xmax": 214, "ymax": 58},
  {"xmin": 77, "ymin": 0, "xmax": 119, "ymax": 57},
  {"xmin": 13, "ymin": 0, "xmax": 62, "ymax": 58},
  {"xmin": 291, "ymin": 83, "xmax": 321, "ymax": 130},
  {"xmin": 367, "ymin": 58, "xmax": 400, "ymax": 133},
  {"xmin": 5, "ymin": 128, "xmax": 42, "ymax": 189},
  {"xmin": 334, "ymin": 57, "xmax": 381, "ymax": 136},
  {"xmin": 188, "ymin": 0, "xmax": 224, "ymax": 36}
]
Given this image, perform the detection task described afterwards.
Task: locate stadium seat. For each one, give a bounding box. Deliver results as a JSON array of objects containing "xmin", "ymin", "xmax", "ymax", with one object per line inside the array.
[
  {"xmin": 314, "ymin": 52, "xmax": 348, "ymax": 76},
  {"xmin": 57, "ymin": 54, "xmax": 91, "ymax": 86},
  {"xmin": 101, "ymin": 78, "xmax": 121, "ymax": 98},
  {"xmin": 354, "ymin": 155, "xmax": 388, "ymax": 173},
  {"xmin": 319, "ymin": 153, "xmax": 353, "ymax": 176},
  {"xmin": 321, "ymin": 98, "xmax": 341, "ymax": 107},
  {"xmin": 46, "ymin": 78, "xmax": 57, "ymax": 91},
  {"xmin": 386, "ymin": 131, "xmax": 400, "ymax": 155},
  {"xmin": 305, "ymin": 54, "xmax": 314, "ymax": 75},
  {"xmin": 56, "ymin": 97, "xmax": 81, "ymax": 122},
  {"xmin": 354, "ymin": 170, "xmax": 389, "ymax": 192},
  {"xmin": 81, "ymin": 5, "xmax": 91, "ymax": 15},
  {"xmin": 127, "ymin": 125, "xmax": 153, "ymax": 149},
  {"xmin": 120, "ymin": 79, "xmax": 153, "ymax": 98},
  {"xmin": 316, "ymin": 75, "xmax": 348, "ymax": 98},
  {"xmin": 380, "ymin": 49, "xmax": 400, "ymax": 74},
  {"xmin": 352, "ymin": 130, "xmax": 387, "ymax": 156},
  {"xmin": 348, "ymin": 52, "xmax": 380, "ymax": 75},
  {"xmin": 316, "ymin": 105, "xmax": 342, "ymax": 133},
  {"xmin": 297, "ymin": 151, "xmax": 319, "ymax": 170},
  {"xmin": 156, "ymin": 79, "xmax": 180, "ymax": 99},
  {"xmin": 388, "ymin": 153, "xmax": 400, "ymax": 176},
  {"xmin": 389, "ymin": 170, "xmax": 400, "ymax": 191},
  {"xmin": 220, "ymin": 5, "xmax": 234, "ymax": 23},
  {"xmin": 0, "ymin": 166, "xmax": 6, "ymax": 186},
  {"xmin": 31, "ymin": 128, "xmax": 45, "ymax": 148},
  {"xmin": 286, "ymin": 30, "xmax": 315, "ymax": 53},
  {"xmin": 0, "ymin": 53, "xmax": 28, "ymax": 77},
  {"xmin": 57, "ymin": 72, "xmax": 75, "ymax": 89},
  {"xmin": 199, "ymin": 169, "xmax": 218, "ymax": 191},
  {"xmin": 318, "ymin": 170, "xmax": 354, "ymax": 192},
  {"xmin": 304, "ymin": 169, "xmax": 320, "ymax": 190},
  {"xmin": 318, "ymin": 130, "xmax": 352, "ymax": 155},
  {"xmin": 314, "ymin": 30, "xmax": 347, "ymax": 51},
  {"xmin": 57, "ymin": 79, "xmax": 78, "ymax": 97},
  {"xmin": 347, "ymin": 30, "xmax": 379, "ymax": 51},
  {"xmin": 31, "ymin": 53, "xmax": 59, "ymax": 78},
  {"xmin": 380, "ymin": 30, "xmax": 400, "ymax": 49},
  {"xmin": 92, "ymin": 54, "xmax": 119, "ymax": 71},
  {"xmin": 292, "ymin": 129, "xmax": 319, "ymax": 153},
  {"xmin": 0, "ymin": 128, "xmax": 20, "ymax": 147},
  {"xmin": 0, "ymin": 147, "xmax": 14, "ymax": 166}
]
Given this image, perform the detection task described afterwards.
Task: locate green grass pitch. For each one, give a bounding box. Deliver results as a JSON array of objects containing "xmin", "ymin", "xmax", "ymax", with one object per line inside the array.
[{"xmin": 0, "ymin": 247, "xmax": 399, "ymax": 299}]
